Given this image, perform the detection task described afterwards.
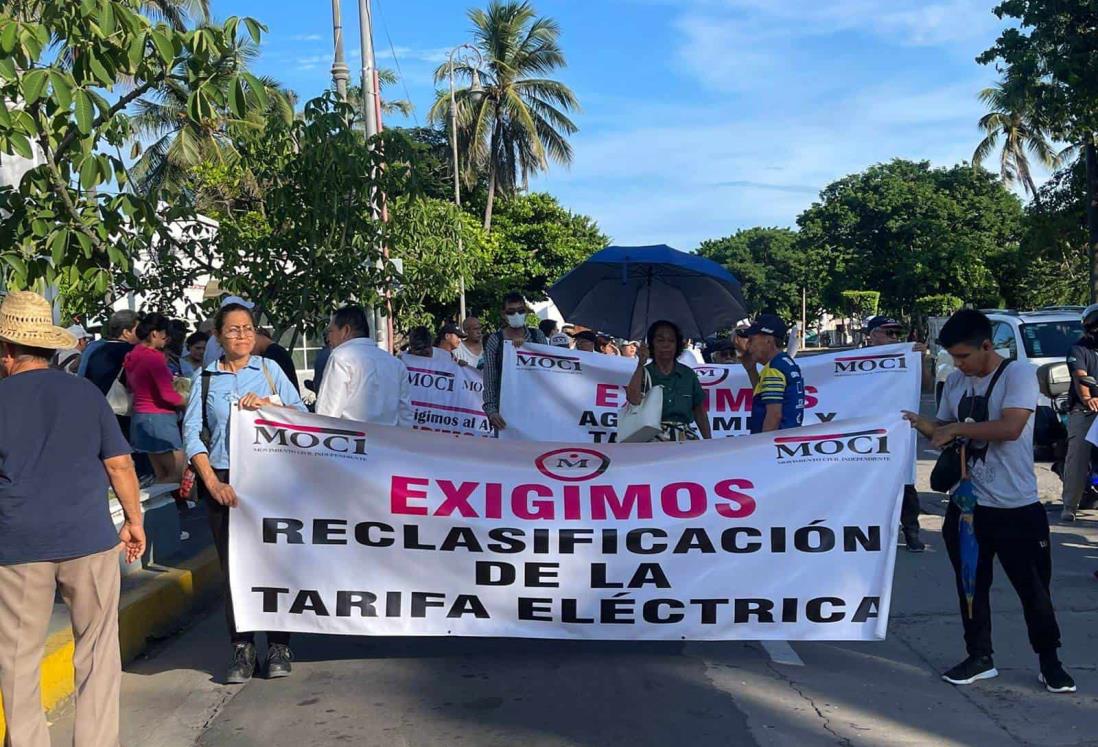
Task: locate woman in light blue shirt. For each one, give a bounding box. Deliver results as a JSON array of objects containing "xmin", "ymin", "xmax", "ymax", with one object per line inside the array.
[{"xmin": 183, "ymin": 302, "xmax": 304, "ymax": 686}]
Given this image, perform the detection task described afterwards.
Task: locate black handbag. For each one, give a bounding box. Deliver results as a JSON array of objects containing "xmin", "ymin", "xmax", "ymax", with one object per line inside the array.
[{"xmin": 929, "ymin": 360, "xmax": 1011, "ymax": 493}]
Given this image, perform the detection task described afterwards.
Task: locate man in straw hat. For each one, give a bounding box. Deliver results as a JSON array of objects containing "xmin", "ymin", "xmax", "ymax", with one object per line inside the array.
[{"xmin": 0, "ymin": 291, "xmax": 146, "ymax": 745}]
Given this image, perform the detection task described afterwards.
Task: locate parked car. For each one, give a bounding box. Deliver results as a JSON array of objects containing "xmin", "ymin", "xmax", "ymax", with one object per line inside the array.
[{"xmin": 934, "ymin": 310, "xmax": 1083, "ymax": 452}]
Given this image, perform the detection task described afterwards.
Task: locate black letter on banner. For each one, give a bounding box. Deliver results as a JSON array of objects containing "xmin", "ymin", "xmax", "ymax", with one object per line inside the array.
[
  {"xmin": 313, "ymin": 519, "xmax": 348, "ymax": 544},
  {"xmin": 806, "ymin": 597, "xmax": 845, "ymax": 623},
  {"xmin": 354, "ymin": 522, "xmax": 394, "ymax": 547},
  {"xmin": 263, "ymin": 519, "xmax": 303, "ymax": 544},
  {"xmin": 690, "ymin": 599, "xmax": 729, "ymax": 624},
  {"xmin": 253, "ymin": 586, "xmax": 289, "ymax": 612},
  {"xmin": 674, "ymin": 528, "xmax": 716, "ymax": 554},
  {"xmin": 630, "ymin": 563, "xmax": 671, "ymax": 589},
  {"xmin": 486, "ymin": 528, "xmax": 526, "ymax": 554},
  {"xmin": 525, "ymin": 562, "xmax": 559, "ymax": 588},
  {"xmin": 600, "ymin": 596, "xmax": 636, "ymax": 624},
  {"xmin": 476, "ymin": 561, "xmax": 516, "ymax": 586},
  {"xmin": 289, "ymin": 590, "xmax": 330, "ymax": 616},
  {"xmin": 643, "ymin": 599, "xmax": 685, "ymax": 624},
  {"xmin": 734, "ymin": 599, "xmax": 775, "ymax": 623},
  {"xmin": 518, "ymin": 597, "xmax": 554, "ymax": 621},
  {"xmin": 337, "ymin": 591, "xmax": 378, "ymax": 617},
  {"xmin": 843, "ymin": 526, "xmax": 881, "ymax": 552},
  {"xmin": 447, "ymin": 595, "xmax": 490, "ymax": 619},
  {"xmin": 440, "ymin": 527, "xmax": 484, "ymax": 552},
  {"xmin": 626, "ymin": 528, "xmax": 667, "ymax": 554},
  {"xmin": 720, "ymin": 527, "xmax": 762, "ymax": 553},
  {"xmin": 411, "ymin": 592, "xmax": 447, "ymax": 617},
  {"xmin": 852, "ymin": 597, "xmax": 881, "ymax": 622},
  {"xmin": 591, "ymin": 563, "xmax": 622, "ymax": 588},
  {"xmin": 794, "ymin": 524, "xmax": 836, "ymax": 553}
]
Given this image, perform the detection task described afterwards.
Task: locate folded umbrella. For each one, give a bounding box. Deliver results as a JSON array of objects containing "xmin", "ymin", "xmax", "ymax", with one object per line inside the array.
[
  {"xmin": 548, "ymin": 245, "xmax": 750, "ymax": 342},
  {"xmin": 954, "ymin": 443, "xmax": 980, "ymax": 618}
]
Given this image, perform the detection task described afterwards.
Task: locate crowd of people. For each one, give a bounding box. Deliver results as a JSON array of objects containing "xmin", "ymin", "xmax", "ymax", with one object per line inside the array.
[{"xmin": 0, "ymin": 286, "xmax": 1085, "ymax": 744}]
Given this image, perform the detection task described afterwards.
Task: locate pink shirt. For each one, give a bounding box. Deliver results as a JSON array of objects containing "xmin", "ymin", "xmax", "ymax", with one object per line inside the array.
[{"xmin": 123, "ymin": 345, "xmax": 183, "ymax": 415}]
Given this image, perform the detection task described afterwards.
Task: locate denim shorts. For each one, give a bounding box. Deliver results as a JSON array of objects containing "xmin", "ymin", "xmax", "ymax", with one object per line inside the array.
[{"xmin": 130, "ymin": 412, "xmax": 182, "ymax": 454}]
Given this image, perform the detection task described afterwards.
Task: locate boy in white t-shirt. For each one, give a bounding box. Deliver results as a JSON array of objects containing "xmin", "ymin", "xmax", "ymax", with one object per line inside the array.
[{"xmin": 904, "ymin": 309, "xmax": 1074, "ymax": 694}]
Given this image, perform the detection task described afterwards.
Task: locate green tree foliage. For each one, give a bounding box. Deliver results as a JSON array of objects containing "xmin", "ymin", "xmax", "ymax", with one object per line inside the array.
[
  {"xmin": 972, "ymin": 75, "xmax": 1059, "ymax": 199},
  {"xmin": 129, "ymin": 36, "xmax": 290, "ymax": 197},
  {"xmin": 841, "ymin": 290, "xmax": 880, "ymax": 318},
  {"xmin": 0, "ymin": 1, "xmax": 267, "ymax": 309},
  {"xmin": 147, "ymin": 93, "xmax": 417, "ymax": 335},
  {"xmin": 465, "ymin": 192, "xmax": 607, "ymax": 317},
  {"xmin": 429, "ymin": 0, "xmax": 579, "ymax": 231},
  {"xmin": 979, "ymin": 0, "xmax": 1098, "ymax": 300},
  {"xmin": 994, "ymin": 158, "xmax": 1089, "ymax": 309},
  {"xmin": 915, "ymin": 294, "xmax": 964, "ymax": 316},
  {"xmin": 695, "ymin": 227, "xmax": 816, "ymax": 324},
  {"xmin": 796, "ymin": 160, "xmax": 1025, "ymax": 314},
  {"xmin": 387, "ymin": 195, "xmax": 496, "ymax": 330}
]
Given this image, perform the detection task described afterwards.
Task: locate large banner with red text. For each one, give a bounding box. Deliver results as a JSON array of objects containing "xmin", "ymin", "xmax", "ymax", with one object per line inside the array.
[
  {"xmin": 229, "ymin": 408, "xmax": 909, "ymax": 640},
  {"xmin": 499, "ymin": 342, "xmax": 920, "ymax": 443}
]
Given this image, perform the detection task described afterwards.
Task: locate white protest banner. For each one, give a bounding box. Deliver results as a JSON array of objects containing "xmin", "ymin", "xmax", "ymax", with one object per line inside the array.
[
  {"xmin": 230, "ymin": 407, "xmax": 909, "ymax": 640},
  {"xmin": 499, "ymin": 342, "xmax": 921, "ymax": 444},
  {"xmin": 401, "ymin": 353, "xmax": 492, "ymax": 438}
]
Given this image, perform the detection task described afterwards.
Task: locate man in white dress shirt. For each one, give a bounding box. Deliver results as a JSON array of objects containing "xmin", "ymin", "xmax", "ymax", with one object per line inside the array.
[{"xmin": 316, "ymin": 306, "xmax": 413, "ymax": 427}]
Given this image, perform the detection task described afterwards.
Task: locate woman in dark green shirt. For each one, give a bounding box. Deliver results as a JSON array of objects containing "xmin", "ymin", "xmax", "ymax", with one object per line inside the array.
[{"xmin": 626, "ymin": 320, "xmax": 712, "ymax": 441}]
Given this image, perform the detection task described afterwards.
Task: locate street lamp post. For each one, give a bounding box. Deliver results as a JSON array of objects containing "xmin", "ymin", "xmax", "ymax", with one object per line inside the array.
[
  {"xmin": 447, "ymin": 44, "xmax": 483, "ymax": 323},
  {"xmin": 330, "ymin": 0, "xmax": 349, "ymax": 100}
]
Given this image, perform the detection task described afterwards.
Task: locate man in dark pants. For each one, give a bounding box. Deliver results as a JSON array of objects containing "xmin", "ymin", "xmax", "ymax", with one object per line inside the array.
[
  {"xmin": 865, "ymin": 316, "xmax": 932, "ymax": 551},
  {"xmin": 1060, "ymin": 303, "xmax": 1098, "ymax": 522},
  {"xmin": 905, "ymin": 309, "xmax": 1074, "ymax": 693}
]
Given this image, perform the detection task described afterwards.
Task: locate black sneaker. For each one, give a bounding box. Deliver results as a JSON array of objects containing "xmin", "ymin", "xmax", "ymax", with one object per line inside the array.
[
  {"xmin": 225, "ymin": 642, "xmax": 256, "ymax": 684},
  {"xmin": 266, "ymin": 644, "xmax": 293, "ymax": 679},
  {"xmin": 1039, "ymin": 662, "xmax": 1077, "ymax": 693},
  {"xmin": 942, "ymin": 656, "xmax": 998, "ymax": 685},
  {"xmin": 904, "ymin": 529, "xmax": 926, "ymax": 553}
]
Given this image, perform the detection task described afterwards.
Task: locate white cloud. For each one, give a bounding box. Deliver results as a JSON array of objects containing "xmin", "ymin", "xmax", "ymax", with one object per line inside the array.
[{"xmin": 290, "ymin": 33, "xmax": 324, "ymax": 42}]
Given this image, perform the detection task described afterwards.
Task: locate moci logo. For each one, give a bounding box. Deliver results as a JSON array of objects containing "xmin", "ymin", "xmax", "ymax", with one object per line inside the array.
[
  {"xmin": 535, "ymin": 448, "xmax": 611, "ymax": 481},
  {"xmin": 693, "ymin": 366, "xmax": 730, "ymax": 387},
  {"xmin": 833, "ymin": 353, "xmax": 907, "ymax": 376},
  {"xmin": 774, "ymin": 428, "xmax": 890, "ymax": 463},
  {"xmin": 516, "ymin": 350, "xmax": 583, "ymax": 374},
  {"xmin": 253, "ymin": 419, "xmax": 368, "ymax": 459}
]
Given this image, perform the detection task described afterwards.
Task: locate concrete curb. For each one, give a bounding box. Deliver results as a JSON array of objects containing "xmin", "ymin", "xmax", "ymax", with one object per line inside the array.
[{"xmin": 0, "ymin": 545, "xmax": 222, "ymax": 740}]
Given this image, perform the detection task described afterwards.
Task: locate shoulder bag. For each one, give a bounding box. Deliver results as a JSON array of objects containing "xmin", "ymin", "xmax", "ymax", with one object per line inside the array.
[
  {"xmin": 618, "ymin": 366, "xmax": 665, "ymax": 443},
  {"xmin": 929, "ymin": 359, "xmax": 1011, "ymax": 493}
]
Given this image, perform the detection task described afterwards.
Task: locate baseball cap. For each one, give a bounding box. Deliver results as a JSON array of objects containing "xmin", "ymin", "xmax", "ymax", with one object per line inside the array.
[
  {"xmin": 709, "ymin": 338, "xmax": 734, "ymax": 354},
  {"xmin": 438, "ymin": 322, "xmax": 466, "ymax": 340},
  {"xmin": 220, "ymin": 295, "xmax": 255, "ymax": 310},
  {"xmin": 549, "ymin": 332, "xmax": 571, "ymax": 347},
  {"xmin": 573, "ymin": 330, "xmax": 599, "ymax": 344},
  {"xmin": 865, "ymin": 316, "xmax": 902, "ymax": 333},
  {"xmin": 740, "ymin": 314, "xmax": 788, "ymax": 340},
  {"xmin": 66, "ymin": 324, "xmax": 90, "ymax": 339}
]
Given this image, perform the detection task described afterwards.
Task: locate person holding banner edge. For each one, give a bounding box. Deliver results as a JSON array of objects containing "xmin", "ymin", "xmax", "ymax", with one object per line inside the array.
[
  {"xmin": 903, "ymin": 309, "xmax": 1074, "ymax": 694},
  {"xmin": 626, "ymin": 320, "xmax": 712, "ymax": 441},
  {"xmin": 482, "ymin": 292, "xmax": 548, "ymax": 432},
  {"xmin": 183, "ymin": 302, "xmax": 306, "ymax": 685},
  {"xmin": 865, "ymin": 316, "xmax": 927, "ymax": 552}
]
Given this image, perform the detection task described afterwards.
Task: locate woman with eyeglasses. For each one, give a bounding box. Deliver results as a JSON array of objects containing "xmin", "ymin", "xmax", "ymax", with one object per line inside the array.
[{"xmin": 182, "ymin": 302, "xmax": 305, "ymax": 685}]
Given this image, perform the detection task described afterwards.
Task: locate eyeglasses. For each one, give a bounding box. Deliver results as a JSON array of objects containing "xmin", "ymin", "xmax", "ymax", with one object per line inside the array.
[{"xmin": 224, "ymin": 326, "xmax": 256, "ymax": 339}]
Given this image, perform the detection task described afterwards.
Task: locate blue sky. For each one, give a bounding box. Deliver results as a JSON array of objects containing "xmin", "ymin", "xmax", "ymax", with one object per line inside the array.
[{"xmin": 218, "ymin": 0, "xmax": 1021, "ymax": 250}]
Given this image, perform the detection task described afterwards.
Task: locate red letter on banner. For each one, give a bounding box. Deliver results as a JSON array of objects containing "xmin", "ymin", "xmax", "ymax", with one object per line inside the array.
[{"xmin": 391, "ymin": 476, "xmax": 430, "ymax": 515}]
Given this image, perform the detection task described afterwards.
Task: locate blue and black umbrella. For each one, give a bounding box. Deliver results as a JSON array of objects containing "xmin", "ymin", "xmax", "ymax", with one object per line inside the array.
[
  {"xmin": 955, "ymin": 443, "xmax": 980, "ymax": 617},
  {"xmin": 548, "ymin": 244, "xmax": 750, "ymax": 342}
]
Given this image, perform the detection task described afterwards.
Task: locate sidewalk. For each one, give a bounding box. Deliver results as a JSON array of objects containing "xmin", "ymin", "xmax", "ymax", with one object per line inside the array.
[{"xmin": 0, "ymin": 487, "xmax": 222, "ymax": 742}]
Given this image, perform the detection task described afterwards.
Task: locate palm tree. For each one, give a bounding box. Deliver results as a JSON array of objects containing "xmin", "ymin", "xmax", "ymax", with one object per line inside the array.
[
  {"xmin": 428, "ymin": 0, "xmax": 579, "ymax": 231},
  {"xmin": 347, "ymin": 69, "xmax": 414, "ymax": 127},
  {"xmin": 138, "ymin": 0, "xmax": 210, "ymax": 30},
  {"xmin": 129, "ymin": 37, "xmax": 290, "ymax": 197},
  {"xmin": 972, "ymin": 78, "xmax": 1059, "ymax": 199}
]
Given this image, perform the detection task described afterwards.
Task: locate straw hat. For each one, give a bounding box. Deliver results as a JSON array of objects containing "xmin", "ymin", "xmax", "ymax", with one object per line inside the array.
[{"xmin": 0, "ymin": 291, "xmax": 77, "ymax": 350}]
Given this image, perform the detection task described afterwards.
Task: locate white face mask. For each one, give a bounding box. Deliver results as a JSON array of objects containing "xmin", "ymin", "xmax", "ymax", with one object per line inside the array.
[{"xmin": 505, "ymin": 313, "xmax": 526, "ymax": 329}]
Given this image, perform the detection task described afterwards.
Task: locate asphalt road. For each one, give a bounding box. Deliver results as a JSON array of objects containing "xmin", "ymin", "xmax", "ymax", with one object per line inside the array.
[{"xmin": 49, "ymin": 397, "xmax": 1098, "ymax": 746}]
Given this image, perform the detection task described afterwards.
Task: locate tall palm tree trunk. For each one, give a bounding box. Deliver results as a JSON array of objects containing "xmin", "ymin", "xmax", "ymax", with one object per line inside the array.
[
  {"xmin": 1087, "ymin": 138, "xmax": 1098, "ymax": 303},
  {"xmin": 483, "ymin": 123, "xmax": 502, "ymax": 232}
]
